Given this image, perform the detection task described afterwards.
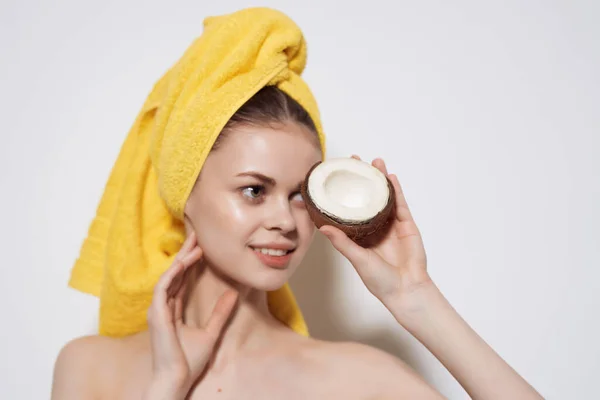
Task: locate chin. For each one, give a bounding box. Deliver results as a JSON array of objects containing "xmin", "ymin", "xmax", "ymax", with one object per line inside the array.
[
  {"xmin": 247, "ymin": 270, "xmax": 292, "ymax": 292},
  {"xmin": 241, "ymin": 247, "xmax": 300, "ymax": 290},
  {"xmin": 234, "ymin": 263, "xmax": 294, "ymax": 292}
]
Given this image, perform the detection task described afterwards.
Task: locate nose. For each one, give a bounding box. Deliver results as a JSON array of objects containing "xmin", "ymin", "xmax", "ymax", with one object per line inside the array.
[{"xmin": 266, "ymin": 197, "xmax": 297, "ymax": 233}]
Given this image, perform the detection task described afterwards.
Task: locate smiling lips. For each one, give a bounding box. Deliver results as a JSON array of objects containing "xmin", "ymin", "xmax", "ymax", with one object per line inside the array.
[{"xmin": 250, "ymin": 246, "xmax": 294, "ymax": 268}]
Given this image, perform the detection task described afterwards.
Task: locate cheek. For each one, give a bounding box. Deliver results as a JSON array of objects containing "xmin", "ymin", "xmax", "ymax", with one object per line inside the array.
[
  {"xmin": 195, "ymin": 196, "xmax": 261, "ymax": 250},
  {"xmin": 222, "ymin": 199, "xmax": 266, "ymax": 245},
  {"xmin": 295, "ymin": 209, "xmax": 316, "ymax": 242}
]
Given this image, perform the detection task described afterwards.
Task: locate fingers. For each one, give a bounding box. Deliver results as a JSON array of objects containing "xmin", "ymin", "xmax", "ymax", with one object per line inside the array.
[
  {"xmin": 166, "ymin": 231, "xmax": 202, "ymax": 298},
  {"xmin": 167, "ymin": 247, "xmax": 202, "ymax": 298},
  {"xmin": 371, "ymin": 157, "xmax": 414, "ymax": 222},
  {"xmin": 352, "ymin": 154, "xmax": 388, "ymax": 176},
  {"xmin": 319, "ymin": 225, "xmax": 370, "ymax": 267},
  {"xmin": 173, "ymin": 282, "xmax": 186, "ymax": 325},
  {"xmin": 180, "ymin": 230, "xmax": 199, "ymax": 254},
  {"xmin": 351, "ymin": 155, "xmax": 413, "ymax": 223},
  {"xmin": 388, "ymin": 174, "xmax": 414, "ymax": 222},
  {"xmin": 149, "ymin": 233, "xmax": 203, "ymax": 327},
  {"xmin": 372, "ymin": 157, "xmax": 388, "ymax": 175},
  {"xmin": 172, "ymin": 255, "xmax": 198, "ymax": 325},
  {"xmin": 159, "ymin": 247, "xmax": 202, "ymax": 301},
  {"xmin": 151, "ymin": 261, "xmax": 184, "ymax": 325},
  {"xmin": 148, "ymin": 259, "xmax": 187, "ymax": 362},
  {"xmin": 205, "ymin": 290, "xmax": 239, "ymax": 340},
  {"xmin": 147, "ymin": 235, "xmax": 204, "ymax": 365}
]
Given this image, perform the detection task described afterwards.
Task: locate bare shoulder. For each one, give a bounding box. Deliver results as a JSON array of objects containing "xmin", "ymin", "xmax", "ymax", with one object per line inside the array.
[
  {"xmin": 51, "ymin": 333, "xmax": 149, "ymax": 400},
  {"xmin": 51, "ymin": 335, "xmax": 113, "ymax": 399},
  {"xmin": 304, "ymin": 340, "xmax": 446, "ymax": 399}
]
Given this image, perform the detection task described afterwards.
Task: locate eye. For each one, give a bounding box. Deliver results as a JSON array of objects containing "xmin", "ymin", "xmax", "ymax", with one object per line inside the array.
[
  {"xmin": 241, "ymin": 185, "xmax": 265, "ymax": 201},
  {"xmin": 291, "ymin": 192, "xmax": 304, "ymax": 203}
]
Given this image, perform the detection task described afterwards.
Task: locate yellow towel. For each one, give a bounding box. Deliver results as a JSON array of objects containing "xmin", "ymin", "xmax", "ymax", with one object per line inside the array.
[{"xmin": 68, "ymin": 7, "xmax": 326, "ymax": 337}]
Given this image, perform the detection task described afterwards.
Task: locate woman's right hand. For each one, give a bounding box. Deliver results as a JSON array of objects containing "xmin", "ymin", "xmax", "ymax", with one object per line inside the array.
[{"xmin": 143, "ymin": 231, "xmax": 239, "ymax": 400}]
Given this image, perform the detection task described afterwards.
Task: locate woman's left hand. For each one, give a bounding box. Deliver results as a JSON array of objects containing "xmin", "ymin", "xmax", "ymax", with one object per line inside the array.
[{"xmin": 319, "ymin": 156, "xmax": 433, "ymax": 305}]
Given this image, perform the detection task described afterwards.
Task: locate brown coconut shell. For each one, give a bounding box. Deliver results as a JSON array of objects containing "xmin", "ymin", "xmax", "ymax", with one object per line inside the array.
[{"xmin": 301, "ymin": 161, "xmax": 396, "ymax": 247}]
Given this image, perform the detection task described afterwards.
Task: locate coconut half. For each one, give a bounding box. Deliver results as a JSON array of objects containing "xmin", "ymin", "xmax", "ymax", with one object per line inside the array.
[{"xmin": 301, "ymin": 157, "xmax": 396, "ymax": 246}]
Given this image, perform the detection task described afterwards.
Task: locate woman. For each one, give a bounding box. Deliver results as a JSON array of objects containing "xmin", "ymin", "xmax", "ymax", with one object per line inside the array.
[{"xmin": 51, "ymin": 8, "xmax": 543, "ymax": 400}]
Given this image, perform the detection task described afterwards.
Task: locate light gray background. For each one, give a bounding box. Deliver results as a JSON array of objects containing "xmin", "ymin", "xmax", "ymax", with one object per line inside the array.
[{"xmin": 1, "ymin": 1, "xmax": 598, "ymax": 398}]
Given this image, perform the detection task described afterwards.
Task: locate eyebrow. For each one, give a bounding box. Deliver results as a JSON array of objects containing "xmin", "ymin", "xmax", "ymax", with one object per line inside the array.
[{"xmin": 236, "ymin": 171, "xmax": 302, "ymax": 190}]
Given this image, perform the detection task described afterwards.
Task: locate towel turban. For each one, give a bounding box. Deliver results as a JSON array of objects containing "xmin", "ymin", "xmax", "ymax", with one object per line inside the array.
[{"xmin": 68, "ymin": 7, "xmax": 326, "ymax": 337}]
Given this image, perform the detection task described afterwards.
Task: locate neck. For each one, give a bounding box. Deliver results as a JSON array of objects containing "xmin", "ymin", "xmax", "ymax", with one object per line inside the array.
[{"xmin": 182, "ymin": 261, "xmax": 287, "ymax": 370}]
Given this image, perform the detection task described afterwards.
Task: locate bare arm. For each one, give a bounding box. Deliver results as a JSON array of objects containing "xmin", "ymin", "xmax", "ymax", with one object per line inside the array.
[
  {"xmin": 386, "ymin": 281, "xmax": 543, "ymax": 399},
  {"xmin": 320, "ymin": 155, "xmax": 543, "ymax": 399}
]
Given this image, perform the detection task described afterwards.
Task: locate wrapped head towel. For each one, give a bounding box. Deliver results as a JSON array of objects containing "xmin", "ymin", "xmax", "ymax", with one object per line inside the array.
[{"xmin": 68, "ymin": 7, "xmax": 326, "ymax": 337}]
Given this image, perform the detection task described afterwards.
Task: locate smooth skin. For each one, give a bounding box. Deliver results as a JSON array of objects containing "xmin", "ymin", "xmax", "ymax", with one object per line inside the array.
[
  {"xmin": 143, "ymin": 233, "xmax": 239, "ymax": 399},
  {"xmin": 51, "ymin": 123, "xmax": 543, "ymax": 399},
  {"xmin": 323, "ymin": 155, "xmax": 544, "ymax": 400}
]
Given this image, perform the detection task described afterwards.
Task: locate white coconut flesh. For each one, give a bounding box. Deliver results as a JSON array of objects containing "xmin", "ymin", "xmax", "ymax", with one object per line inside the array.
[{"xmin": 307, "ymin": 158, "xmax": 390, "ymax": 223}]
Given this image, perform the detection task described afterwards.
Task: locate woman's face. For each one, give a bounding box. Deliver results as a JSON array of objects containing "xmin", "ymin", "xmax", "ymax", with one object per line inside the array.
[{"xmin": 183, "ymin": 122, "xmax": 322, "ymax": 291}]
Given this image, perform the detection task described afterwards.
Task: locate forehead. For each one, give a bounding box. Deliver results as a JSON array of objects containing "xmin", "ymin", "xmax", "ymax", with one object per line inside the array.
[{"xmin": 207, "ymin": 123, "xmax": 322, "ymax": 181}]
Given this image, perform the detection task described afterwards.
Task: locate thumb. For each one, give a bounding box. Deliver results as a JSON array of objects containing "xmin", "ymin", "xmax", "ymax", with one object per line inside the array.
[
  {"xmin": 319, "ymin": 225, "xmax": 369, "ymax": 268},
  {"xmin": 205, "ymin": 290, "xmax": 239, "ymax": 340}
]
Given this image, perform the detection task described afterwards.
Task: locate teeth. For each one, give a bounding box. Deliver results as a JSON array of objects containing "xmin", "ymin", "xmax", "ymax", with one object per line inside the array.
[{"xmin": 252, "ymin": 247, "xmax": 290, "ymax": 256}]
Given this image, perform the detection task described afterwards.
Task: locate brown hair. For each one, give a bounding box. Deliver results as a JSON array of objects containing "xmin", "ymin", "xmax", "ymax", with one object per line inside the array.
[{"xmin": 211, "ymin": 85, "xmax": 320, "ymax": 151}]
